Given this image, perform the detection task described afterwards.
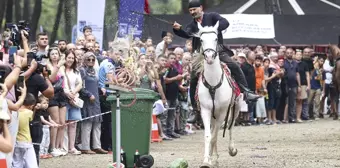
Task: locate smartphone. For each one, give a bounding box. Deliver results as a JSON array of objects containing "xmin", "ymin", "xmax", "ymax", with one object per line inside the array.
[
  {"xmin": 8, "ymin": 46, "xmax": 18, "ymax": 64},
  {"xmin": 0, "ymin": 52, "xmax": 3, "ymax": 61},
  {"xmin": 17, "ymin": 75, "xmax": 25, "ymax": 89},
  {"xmin": 27, "ymin": 52, "xmax": 35, "ymax": 65}
]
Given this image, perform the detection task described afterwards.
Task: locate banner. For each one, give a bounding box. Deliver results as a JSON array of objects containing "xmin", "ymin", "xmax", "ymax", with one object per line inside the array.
[
  {"xmin": 77, "ymin": 0, "xmax": 105, "ymax": 49},
  {"xmin": 221, "ymin": 14, "xmax": 275, "ymax": 39},
  {"xmin": 71, "ymin": 25, "xmax": 77, "ymax": 44},
  {"xmin": 117, "ymin": 0, "xmax": 145, "ymax": 39}
]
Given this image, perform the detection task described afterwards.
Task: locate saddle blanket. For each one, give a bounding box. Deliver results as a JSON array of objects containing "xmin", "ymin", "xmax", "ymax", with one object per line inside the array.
[{"xmin": 195, "ymin": 64, "xmax": 241, "ymax": 102}]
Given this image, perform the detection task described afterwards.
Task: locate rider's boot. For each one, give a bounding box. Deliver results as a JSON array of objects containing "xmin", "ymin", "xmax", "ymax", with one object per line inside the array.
[
  {"xmin": 218, "ymin": 48, "xmax": 261, "ymax": 101},
  {"xmin": 187, "ymin": 70, "xmax": 201, "ymax": 124}
]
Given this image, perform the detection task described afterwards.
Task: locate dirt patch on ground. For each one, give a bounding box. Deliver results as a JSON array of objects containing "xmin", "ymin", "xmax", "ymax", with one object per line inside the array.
[{"xmin": 41, "ymin": 118, "xmax": 340, "ymax": 168}]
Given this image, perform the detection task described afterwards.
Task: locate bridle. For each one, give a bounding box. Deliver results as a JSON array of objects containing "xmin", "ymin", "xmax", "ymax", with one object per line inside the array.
[
  {"xmin": 200, "ymin": 31, "xmax": 218, "ymax": 61},
  {"xmin": 199, "ymin": 31, "xmax": 224, "ymax": 120}
]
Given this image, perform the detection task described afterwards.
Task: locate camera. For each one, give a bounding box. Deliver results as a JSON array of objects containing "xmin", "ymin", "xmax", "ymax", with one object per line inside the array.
[
  {"xmin": 36, "ymin": 54, "xmax": 50, "ymax": 75},
  {"xmin": 6, "ymin": 20, "xmax": 30, "ymax": 47},
  {"xmin": 27, "ymin": 52, "xmax": 51, "ymax": 75}
]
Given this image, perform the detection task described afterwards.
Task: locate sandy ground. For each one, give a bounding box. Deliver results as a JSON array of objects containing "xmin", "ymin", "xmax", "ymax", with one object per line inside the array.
[{"xmin": 41, "ymin": 118, "xmax": 340, "ymax": 168}]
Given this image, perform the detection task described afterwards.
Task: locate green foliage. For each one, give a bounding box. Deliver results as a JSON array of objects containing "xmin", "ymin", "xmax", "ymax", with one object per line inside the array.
[
  {"xmin": 2, "ymin": 0, "xmax": 222, "ymax": 41},
  {"xmin": 37, "ymin": 0, "xmax": 77, "ymax": 40},
  {"xmin": 149, "ymin": 0, "xmax": 182, "ymax": 14},
  {"xmin": 39, "ymin": 1, "xmax": 58, "ymax": 36}
]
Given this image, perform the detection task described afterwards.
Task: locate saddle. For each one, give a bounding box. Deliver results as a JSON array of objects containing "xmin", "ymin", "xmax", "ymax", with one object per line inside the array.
[{"xmin": 194, "ymin": 63, "xmax": 241, "ymax": 102}]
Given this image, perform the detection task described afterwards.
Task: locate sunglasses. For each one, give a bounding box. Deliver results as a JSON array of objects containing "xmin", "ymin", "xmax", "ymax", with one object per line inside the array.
[{"xmin": 87, "ymin": 58, "xmax": 95, "ymax": 62}]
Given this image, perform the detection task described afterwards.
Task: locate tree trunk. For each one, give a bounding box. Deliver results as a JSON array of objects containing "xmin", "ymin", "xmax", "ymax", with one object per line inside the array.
[
  {"xmin": 74, "ymin": 0, "xmax": 77, "ymax": 17},
  {"xmin": 23, "ymin": 0, "xmax": 30, "ymax": 21},
  {"xmin": 5, "ymin": 0, "xmax": 14, "ymax": 23},
  {"xmin": 15, "ymin": 0, "xmax": 22, "ymax": 21},
  {"xmin": 30, "ymin": 0, "xmax": 42, "ymax": 41},
  {"xmin": 50, "ymin": 0, "xmax": 65, "ymax": 45},
  {"xmin": 64, "ymin": 0, "xmax": 72, "ymax": 42},
  {"xmin": 0, "ymin": 0, "xmax": 7, "ymax": 31},
  {"xmin": 115, "ymin": 0, "xmax": 119, "ymax": 14},
  {"xmin": 103, "ymin": 0, "xmax": 110, "ymax": 50},
  {"xmin": 181, "ymin": 0, "xmax": 189, "ymax": 14}
]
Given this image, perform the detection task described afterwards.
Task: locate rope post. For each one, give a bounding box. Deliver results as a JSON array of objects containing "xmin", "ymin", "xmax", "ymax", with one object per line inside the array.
[
  {"xmin": 107, "ymin": 84, "xmax": 132, "ymax": 168},
  {"xmin": 116, "ymin": 90, "xmax": 121, "ymax": 168}
]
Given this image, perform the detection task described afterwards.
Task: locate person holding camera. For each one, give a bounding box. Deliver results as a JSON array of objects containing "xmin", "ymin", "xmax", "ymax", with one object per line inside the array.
[
  {"xmin": 0, "ymin": 30, "xmax": 30, "ymax": 168},
  {"xmin": 21, "ymin": 55, "xmax": 54, "ymax": 99}
]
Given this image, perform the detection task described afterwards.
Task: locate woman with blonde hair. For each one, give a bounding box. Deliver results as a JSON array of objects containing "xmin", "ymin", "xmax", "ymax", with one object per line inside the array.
[{"xmin": 138, "ymin": 60, "xmax": 169, "ymax": 139}]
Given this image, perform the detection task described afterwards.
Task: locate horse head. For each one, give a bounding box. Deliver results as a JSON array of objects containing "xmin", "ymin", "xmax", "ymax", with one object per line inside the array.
[
  {"xmin": 329, "ymin": 44, "xmax": 340, "ymax": 61},
  {"xmin": 195, "ymin": 21, "xmax": 219, "ymax": 65}
]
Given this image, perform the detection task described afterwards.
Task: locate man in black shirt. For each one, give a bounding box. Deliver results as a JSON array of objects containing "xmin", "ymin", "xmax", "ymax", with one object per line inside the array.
[
  {"xmin": 172, "ymin": 0, "xmax": 260, "ymax": 123},
  {"xmin": 164, "ymin": 53, "xmax": 183, "ymax": 138},
  {"xmin": 296, "ymin": 51, "xmax": 310, "ymax": 122},
  {"xmin": 241, "ymin": 51, "xmax": 256, "ymax": 124},
  {"xmin": 283, "ymin": 48, "xmax": 301, "ymax": 123},
  {"xmin": 22, "ymin": 60, "xmax": 54, "ymax": 100},
  {"xmin": 301, "ymin": 48, "xmax": 313, "ymax": 120}
]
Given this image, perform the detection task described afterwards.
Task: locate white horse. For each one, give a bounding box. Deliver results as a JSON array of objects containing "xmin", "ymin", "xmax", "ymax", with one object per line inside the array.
[{"xmin": 194, "ymin": 21, "xmax": 241, "ymax": 168}]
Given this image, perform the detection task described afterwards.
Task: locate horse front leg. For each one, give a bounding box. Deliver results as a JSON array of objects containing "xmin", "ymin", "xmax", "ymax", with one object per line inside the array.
[
  {"xmin": 228, "ymin": 104, "xmax": 239, "ymax": 157},
  {"xmin": 211, "ymin": 118, "xmax": 221, "ymax": 167},
  {"xmin": 200, "ymin": 107, "xmax": 213, "ymax": 167}
]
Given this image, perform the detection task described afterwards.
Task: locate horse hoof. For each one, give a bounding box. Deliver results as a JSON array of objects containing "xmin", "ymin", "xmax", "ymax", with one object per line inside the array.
[
  {"xmin": 200, "ymin": 164, "xmax": 211, "ymax": 168},
  {"xmin": 229, "ymin": 148, "xmax": 238, "ymax": 157},
  {"xmin": 212, "ymin": 161, "xmax": 219, "ymax": 168}
]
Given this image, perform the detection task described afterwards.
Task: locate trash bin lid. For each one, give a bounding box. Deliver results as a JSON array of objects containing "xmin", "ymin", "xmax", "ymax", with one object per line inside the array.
[{"xmin": 106, "ymin": 88, "xmax": 159, "ymax": 101}]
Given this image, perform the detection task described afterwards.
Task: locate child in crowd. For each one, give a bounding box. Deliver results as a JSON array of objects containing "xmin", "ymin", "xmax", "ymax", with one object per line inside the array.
[
  {"xmin": 30, "ymin": 95, "xmax": 59, "ymax": 165},
  {"xmin": 153, "ymin": 100, "xmax": 169, "ymax": 140},
  {"xmin": 176, "ymin": 65, "xmax": 190, "ymax": 135},
  {"xmin": 12, "ymin": 93, "xmax": 38, "ymax": 168},
  {"xmin": 35, "ymin": 95, "xmax": 59, "ymax": 159}
]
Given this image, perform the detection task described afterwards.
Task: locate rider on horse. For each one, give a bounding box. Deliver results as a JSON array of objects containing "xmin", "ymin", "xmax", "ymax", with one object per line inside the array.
[{"xmin": 172, "ymin": 0, "xmax": 261, "ymax": 123}]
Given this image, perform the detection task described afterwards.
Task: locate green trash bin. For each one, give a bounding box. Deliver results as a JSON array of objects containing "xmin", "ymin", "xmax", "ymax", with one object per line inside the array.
[{"xmin": 107, "ymin": 88, "xmax": 159, "ymax": 168}]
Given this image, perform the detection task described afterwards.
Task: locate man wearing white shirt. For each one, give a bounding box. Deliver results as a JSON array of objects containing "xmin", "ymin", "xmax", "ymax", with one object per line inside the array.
[
  {"xmin": 155, "ymin": 31, "xmax": 173, "ymax": 58},
  {"xmin": 321, "ymin": 58, "xmax": 337, "ymax": 119}
]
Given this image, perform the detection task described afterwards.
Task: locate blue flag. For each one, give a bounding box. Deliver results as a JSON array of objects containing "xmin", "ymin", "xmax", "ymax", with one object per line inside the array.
[{"xmin": 117, "ymin": 0, "xmax": 145, "ymax": 39}]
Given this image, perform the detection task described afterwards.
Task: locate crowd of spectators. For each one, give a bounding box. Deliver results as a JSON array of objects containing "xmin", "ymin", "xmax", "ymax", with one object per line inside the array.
[{"xmin": 0, "ymin": 25, "xmax": 336, "ymax": 168}]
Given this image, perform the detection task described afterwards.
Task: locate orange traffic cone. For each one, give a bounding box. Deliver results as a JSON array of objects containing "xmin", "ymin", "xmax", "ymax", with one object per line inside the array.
[
  {"xmin": 151, "ymin": 114, "xmax": 162, "ymax": 143},
  {"xmin": 0, "ymin": 158, "xmax": 7, "ymax": 168}
]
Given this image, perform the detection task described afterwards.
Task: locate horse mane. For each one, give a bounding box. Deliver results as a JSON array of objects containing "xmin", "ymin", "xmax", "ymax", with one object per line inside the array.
[{"xmin": 329, "ymin": 44, "xmax": 340, "ymax": 58}]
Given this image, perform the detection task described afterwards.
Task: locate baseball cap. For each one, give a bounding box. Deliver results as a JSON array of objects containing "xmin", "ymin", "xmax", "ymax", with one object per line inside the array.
[{"xmin": 237, "ymin": 52, "xmax": 246, "ymax": 58}]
